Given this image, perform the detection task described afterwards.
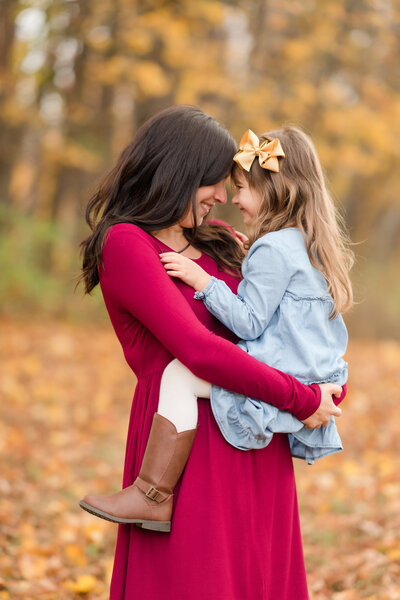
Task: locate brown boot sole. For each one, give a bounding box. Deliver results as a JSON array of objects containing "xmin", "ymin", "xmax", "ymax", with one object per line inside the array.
[{"xmin": 78, "ymin": 500, "xmax": 171, "ymax": 532}]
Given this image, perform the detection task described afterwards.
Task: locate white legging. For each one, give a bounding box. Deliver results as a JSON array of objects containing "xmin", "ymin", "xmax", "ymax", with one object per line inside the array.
[{"xmin": 158, "ymin": 359, "xmax": 211, "ymax": 432}]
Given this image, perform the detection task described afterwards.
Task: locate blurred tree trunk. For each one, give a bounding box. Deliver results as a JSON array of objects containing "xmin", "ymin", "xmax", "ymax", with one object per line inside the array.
[{"xmin": 0, "ymin": 0, "xmax": 18, "ymax": 205}]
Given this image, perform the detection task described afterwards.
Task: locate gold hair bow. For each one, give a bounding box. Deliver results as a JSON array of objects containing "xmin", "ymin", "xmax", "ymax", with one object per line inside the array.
[{"xmin": 233, "ymin": 129, "xmax": 285, "ymax": 173}]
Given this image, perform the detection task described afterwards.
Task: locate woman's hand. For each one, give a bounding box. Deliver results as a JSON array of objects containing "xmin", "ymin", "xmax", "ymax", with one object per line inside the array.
[
  {"xmin": 301, "ymin": 383, "xmax": 342, "ymax": 430},
  {"xmin": 234, "ymin": 229, "xmax": 249, "ymax": 249},
  {"xmin": 160, "ymin": 252, "xmax": 211, "ymax": 291}
]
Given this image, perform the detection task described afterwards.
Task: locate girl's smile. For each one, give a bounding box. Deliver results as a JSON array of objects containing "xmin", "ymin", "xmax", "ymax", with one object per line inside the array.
[{"xmin": 231, "ymin": 170, "xmax": 262, "ymax": 226}]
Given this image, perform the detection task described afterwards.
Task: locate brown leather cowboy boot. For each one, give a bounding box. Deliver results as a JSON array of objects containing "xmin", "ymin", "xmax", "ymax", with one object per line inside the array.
[{"xmin": 78, "ymin": 413, "xmax": 196, "ymax": 532}]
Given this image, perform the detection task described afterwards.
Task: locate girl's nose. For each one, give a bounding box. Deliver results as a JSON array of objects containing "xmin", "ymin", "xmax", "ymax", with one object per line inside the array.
[
  {"xmin": 214, "ymin": 181, "xmax": 227, "ymax": 204},
  {"xmin": 231, "ymin": 192, "xmax": 239, "ymax": 205}
]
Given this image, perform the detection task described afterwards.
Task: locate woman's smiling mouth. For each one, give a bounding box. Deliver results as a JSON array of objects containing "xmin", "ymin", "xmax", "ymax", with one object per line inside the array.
[{"xmin": 200, "ymin": 202, "xmax": 214, "ymax": 215}]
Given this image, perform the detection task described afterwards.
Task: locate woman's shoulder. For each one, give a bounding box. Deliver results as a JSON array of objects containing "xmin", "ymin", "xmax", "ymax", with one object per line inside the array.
[
  {"xmin": 105, "ymin": 223, "xmax": 154, "ymax": 245},
  {"xmin": 103, "ymin": 223, "xmax": 157, "ymax": 256},
  {"xmin": 106, "ymin": 222, "xmax": 147, "ymax": 239}
]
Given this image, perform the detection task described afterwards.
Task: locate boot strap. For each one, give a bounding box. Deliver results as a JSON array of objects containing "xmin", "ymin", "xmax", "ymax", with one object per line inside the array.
[{"xmin": 134, "ymin": 477, "xmax": 172, "ymax": 503}]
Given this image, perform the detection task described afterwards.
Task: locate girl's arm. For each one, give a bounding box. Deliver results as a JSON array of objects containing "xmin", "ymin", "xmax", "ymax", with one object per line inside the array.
[
  {"xmin": 101, "ymin": 224, "xmax": 323, "ymax": 421},
  {"xmin": 161, "ymin": 237, "xmax": 291, "ymax": 341}
]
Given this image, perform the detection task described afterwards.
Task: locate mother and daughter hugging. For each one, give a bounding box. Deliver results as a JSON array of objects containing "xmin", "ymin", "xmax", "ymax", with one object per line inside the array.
[{"xmin": 78, "ymin": 105, "xmax": 353, "ymax": 599}]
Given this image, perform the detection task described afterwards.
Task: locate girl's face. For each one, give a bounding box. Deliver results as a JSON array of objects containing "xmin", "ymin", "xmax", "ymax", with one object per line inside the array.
[
  {"xmin": 179, "ymin": 178, "xmax": 228, "ymax": 228},
  {"xmin": 231, "ymin": 169, "xmax": 262, "ymax": 227}
]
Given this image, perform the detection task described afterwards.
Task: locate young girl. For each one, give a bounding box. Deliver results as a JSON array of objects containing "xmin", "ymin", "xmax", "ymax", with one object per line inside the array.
[
  {"xmin": 159, "ymin": 126, "xmax": 352, "ymax": 463},
  {"xmin": 80, "ymin": 125, "xmax": 350, "ymax": 531}
]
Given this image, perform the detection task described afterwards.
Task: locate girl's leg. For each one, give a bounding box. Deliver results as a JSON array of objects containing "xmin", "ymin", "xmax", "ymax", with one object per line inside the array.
[
  {"xmin": 158, "ymin": 358, "xmax": 211, "ymax": 432},
  {"xmin": 79, "ymin": 359, "xmax": 210, "ymax": 531}
]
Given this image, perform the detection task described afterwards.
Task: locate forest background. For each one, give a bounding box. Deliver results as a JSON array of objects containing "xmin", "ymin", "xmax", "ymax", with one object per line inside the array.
[
  {"xmin": 1, "ymin": 0, "xmax": 400, "ymax": 336},
  {"xmin": 1, "ymin": 1, "xmax": 400, "ymax": 599}
]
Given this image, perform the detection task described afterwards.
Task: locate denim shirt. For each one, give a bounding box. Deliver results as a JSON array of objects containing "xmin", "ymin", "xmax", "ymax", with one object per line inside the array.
[{"xmin": 194, "ymin": 228, "xmax": 348, "ymax": 464}]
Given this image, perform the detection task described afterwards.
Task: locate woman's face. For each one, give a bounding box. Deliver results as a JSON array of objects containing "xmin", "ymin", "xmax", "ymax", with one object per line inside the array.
[
  {"xmin": 179, "ymin": 178, "xmax": 228, "ymax": 228},
  {"xmin": 231, "ymin": 169, "xmax": 262, "ymax": 226}
]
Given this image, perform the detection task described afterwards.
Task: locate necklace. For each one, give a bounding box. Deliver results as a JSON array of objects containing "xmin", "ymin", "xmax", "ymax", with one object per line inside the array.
[
  {"xmin": 153, "ymin": 232, "xmax": 191, "ymax": 254},
  {"xmin": 176, "ymin": 241, "xmax": 191, "ymax": 254}
]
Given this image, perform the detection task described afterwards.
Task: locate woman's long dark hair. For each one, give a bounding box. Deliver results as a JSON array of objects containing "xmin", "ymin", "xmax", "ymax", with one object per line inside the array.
[{"xmin": 80, "ymin": 105, "xmax": 243, "ymax": 293}]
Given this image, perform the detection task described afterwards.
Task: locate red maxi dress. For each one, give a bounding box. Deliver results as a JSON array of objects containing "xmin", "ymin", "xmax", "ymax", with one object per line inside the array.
[{"xmin": 100, "ymin": 223, "xmax": 321, "ymax": 600}]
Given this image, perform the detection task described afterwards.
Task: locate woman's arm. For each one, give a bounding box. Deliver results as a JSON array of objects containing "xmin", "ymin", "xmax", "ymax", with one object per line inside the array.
[{"xmin": 101, "ymin": 224, "xmax": 322, "ymax": 421}]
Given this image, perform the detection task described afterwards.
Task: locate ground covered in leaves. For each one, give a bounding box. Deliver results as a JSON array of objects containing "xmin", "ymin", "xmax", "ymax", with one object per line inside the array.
[{"xmin": 0, "ymin": 320, "xmax": 399, "ymax": 599}]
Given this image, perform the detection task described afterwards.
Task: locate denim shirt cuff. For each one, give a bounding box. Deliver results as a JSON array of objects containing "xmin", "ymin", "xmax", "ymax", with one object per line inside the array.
[{"xmin": 194, "ymin": 276, "xmax": 218, "ymax": 300}]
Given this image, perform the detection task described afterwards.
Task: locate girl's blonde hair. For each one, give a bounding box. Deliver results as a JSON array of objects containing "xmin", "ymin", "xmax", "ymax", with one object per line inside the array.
[{"xmin": 237, "ymin": 125, "xmax": 354, "ymax": 318}]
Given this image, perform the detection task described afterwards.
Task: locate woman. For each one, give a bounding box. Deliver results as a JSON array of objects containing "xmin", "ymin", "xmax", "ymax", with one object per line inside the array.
[{"xmin": 79, "ymin": 106, "xmax": 342, "ymax": 600}]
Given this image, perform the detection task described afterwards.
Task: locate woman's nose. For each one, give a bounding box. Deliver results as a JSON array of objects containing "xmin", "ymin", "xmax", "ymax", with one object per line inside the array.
[{"xmin": 214, "ymin": 181, "xmax": 227, "ymax": 204}]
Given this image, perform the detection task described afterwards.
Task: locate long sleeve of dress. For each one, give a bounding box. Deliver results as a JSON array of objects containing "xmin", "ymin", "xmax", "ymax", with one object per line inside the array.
[
  {"xmin": 100, "ymin": 224, "xmax": 321, "ymax": 421},
  {"xmin": 194, "ymin": 239, "xmax": 291, "ymax": 340}
]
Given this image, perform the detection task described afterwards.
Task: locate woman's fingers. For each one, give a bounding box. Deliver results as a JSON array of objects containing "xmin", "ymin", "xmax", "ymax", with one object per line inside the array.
[
  {"xmin": 328, "ymin": 385, "xmax": 342, "ymax": 416},
  {"xmin": 331, "ymin": 385, "xmax": 343, "ymax": 398},
  {"xmin": 303, "ymin": 383, "xmax": 344, "ymax": 430},
  {"xmin": 323, "ymin": 383, "xmax": 342, "ymax": 397},
  {"xmin": 319, "ymin": 383, "xmax": 343, "ymax": 415}
]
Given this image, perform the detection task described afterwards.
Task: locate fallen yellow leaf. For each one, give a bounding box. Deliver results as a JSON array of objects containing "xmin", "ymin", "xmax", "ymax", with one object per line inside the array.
[{"xmin": 64, "ymin": 574, "xmax": 97, "ymax": 594}]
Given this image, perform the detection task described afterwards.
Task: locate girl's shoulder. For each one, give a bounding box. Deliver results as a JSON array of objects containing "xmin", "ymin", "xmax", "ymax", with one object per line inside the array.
[
  {"xmin": 250, "ymin": 227, "xmax": 305, "ymax": 257},
  {"xmin": 260, "ymin": 227, "xmax": 304, "ymax": 244}
]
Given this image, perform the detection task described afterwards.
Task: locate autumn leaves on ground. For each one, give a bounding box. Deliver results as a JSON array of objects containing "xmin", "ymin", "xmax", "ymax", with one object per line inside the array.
[{"xmin": 0, "ymin": 321, "xmax": 399, "ymax": 600}]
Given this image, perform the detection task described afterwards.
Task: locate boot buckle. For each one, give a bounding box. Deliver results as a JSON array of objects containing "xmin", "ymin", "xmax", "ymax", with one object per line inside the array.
[{"xmin": 145, "ymin": 486, "xmax": 162, "ymax": 501}]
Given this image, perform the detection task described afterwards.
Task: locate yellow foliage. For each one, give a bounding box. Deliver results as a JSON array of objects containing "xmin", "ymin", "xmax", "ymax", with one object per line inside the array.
[
  {"xmin": 65, "ymin": 544, "xmax": 87, "ymax": 567},
  {"xmin": 2, "ymin": 97, "xmax": 35, "ymax": 126},
  {"xmin": 9, "ymin": 161, "xmax": 35, "ymax": 205},
  {"xmin": 386, "ymin": 548, "xmax": 400, "ymax": 562},
  {"xmin": 64, "ymin": 574, "xmax": 98, "ymax": 593},
  {"xmin": 176, "ymin": 71, "xmax": 236, "ymax": 105},
  {"xmin": 341, "ymin": 459, "xmax": 361, "ymax": 476},
  {"xmin": 1, "ymin": 322, "xmax": 400, "ymax": 598},
  {"xmin": 18, "ymin": 554, "xmax": 48, "ymax": 580},
  {"xmin": 132, "ymin": 60, "xmax": 171, "ymax": 97},
  {"xmin": 84, "ymin": 521, "xmax": 106, "ymax": 545},
  {"xmin": 294, "ymin": 82, "xmax": 317, "ymax": 106},
  {"xmin": 187, "ymin": 1, "xmax": 224, "ymax": 25},
  {"xmin": 123, "ymin": 29, "xmax": 154, "ymax": 55},
  {"xmin": 324, "ymin": 1, "xmax": 346, "ymax": 20},
  {"xmin": 284, "ymin": 40, "xmax": 313, "ymax": 63},
  {"xmin": 136, "ymin": 10, "xmax": 171, "ymax": 32},
  {"xmin": 95, "ymin": 56, "xmax": 132, "ymax": 85},
  {"xmin": 104, "ymin": 557, "xmax": 114, "ymax": 585},
  {"xmin": 160, "ymin": 19, "xmax": 188, "ymax": 41},
  {"xmin": 62, "ymin": 142, "xmax": 102, "ymax": 172}
]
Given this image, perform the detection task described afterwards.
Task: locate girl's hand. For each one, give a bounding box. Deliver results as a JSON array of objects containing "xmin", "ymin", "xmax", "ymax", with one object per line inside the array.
[
  {"xmin": 160, "ymin": 252, "xmax": 211, "ymax": 291},
  {"xmin": 302, "ymin": 383, "xmax": 342, "ymax": 429},
  {"xmin": 234, "ymin": 229, "xmax": 249, "ymax": 249}
]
